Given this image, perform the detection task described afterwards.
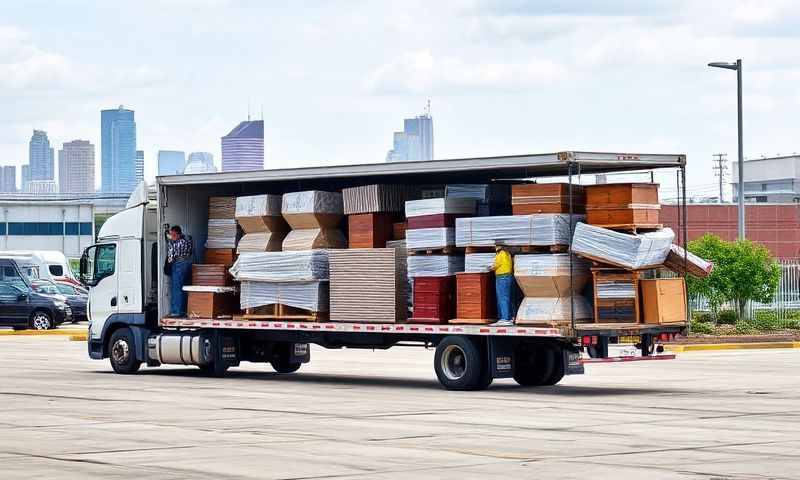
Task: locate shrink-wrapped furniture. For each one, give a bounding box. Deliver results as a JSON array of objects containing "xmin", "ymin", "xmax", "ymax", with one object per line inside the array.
[
  {"xmin": 571, "ymin": 223, "xmax": 674, "ymax": 270},
  {"xmin": 235, "ymin": 194, "xmax": 287, "ymax": 253},
  {"xmin": 664, "ymin": 244, "xmax": 713, "ymax": 278},
  {"xmin": 516, "ymin": 296, "xmax": 593, "ymax": 325},
  {"xmin": 281, "ymin": 191, "xmax": 346, "ymax": 250},
  {"xmin": 455, "ymin": 214, "xmax": 580, "ymax": 247},
  {"xmin": 445, "ymin": 184, "xmax": 511, "ymax": 216},
  {"xmin": 407, "ymin": 255, "xmax": 464, "ymax": 278}
]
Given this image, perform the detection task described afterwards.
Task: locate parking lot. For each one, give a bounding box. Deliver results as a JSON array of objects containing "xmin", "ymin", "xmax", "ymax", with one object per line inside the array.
[{"xmin": 2, "ymin": 337, "xmax": 800, "ymax": 479}]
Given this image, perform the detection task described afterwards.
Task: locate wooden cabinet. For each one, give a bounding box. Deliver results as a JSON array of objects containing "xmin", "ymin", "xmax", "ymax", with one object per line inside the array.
[
  {"xmin": 411, "ymin": 276, "xmax": 455, "ymax": 324},
  {"xmin": 511, "ymin": 183, "xmax": 586, "ymax": 215},
  {"xmin": 640, "ymin": 278, "xmax": 688, "ymax": 324},
  {"xmin": 187, "ymin": 291, "xmax": 238, "ymax": 319},
  {"xmin": 592, "ymin": 269, "xmax": 641, "ymax": 324},
  {"xmin": 455, "ymin": 272, "xmax": 495, "ymax": 321},
  {"xmin": 348, "ymin": 213, "xmax": 394, "ymax": 249},
  {"xmin": 584, "ymin": 183, "xmax": 660, "ymax": 228},
  {"xmin": 191, "ymin": 264, "xmax": 233, "ymax": 286}
]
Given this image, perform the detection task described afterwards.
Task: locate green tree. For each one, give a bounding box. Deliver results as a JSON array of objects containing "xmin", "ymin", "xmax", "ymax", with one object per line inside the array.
[{"xmin": 687, "ymin": 234, "xmax": 781, "ymax": 320}]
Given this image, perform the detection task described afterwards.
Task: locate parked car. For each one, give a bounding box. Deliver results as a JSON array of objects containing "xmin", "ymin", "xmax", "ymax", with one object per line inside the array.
[
  {"xmin": 52, "ymin": 281, "xmax": 88, "ymax": 323},
  {"xmin": 0, "ymin": 251, "xmax": 81, "ymax": 286},
  {"xmin": 0, "ymin": 283, "xmax": 72, "ymax": 330}
]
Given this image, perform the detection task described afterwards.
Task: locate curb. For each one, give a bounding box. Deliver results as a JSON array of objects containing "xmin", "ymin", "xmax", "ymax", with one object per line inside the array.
[
  {"xmin": 69, "ymin": 334, "xmax": 88, "ymax": 341},
  {"xmin": 0, "ymin": 329, "xmax": 87, "ymax": 337},
  {"xmin": 665, "ymin": 341, "xmax": 800, "ymax": 352}
]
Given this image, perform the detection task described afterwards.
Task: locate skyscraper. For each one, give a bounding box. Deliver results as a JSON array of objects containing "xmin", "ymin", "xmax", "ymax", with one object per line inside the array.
[
  {"xmin": 101, "ymin": 106, "xmax": 137, "ymax": 193},
  {"xmin": 58, "ymin": 140, "xmax": 95, "ymax": 194},
  {"xmin": 221, "ymin": 120, "xmax": 264, "ymax": 172},
  {"xmin": 385, "ymin": 112, "xmax": 434, "ymax": 162},
  {"xmin": 184, "ymin": 152, "xmax": 216, "ymax": 174},
  {"xmin": 29, "ymin": 130, "xmax": 55, "ymax": 180},
  {"xmin": 157, "ymin": 150, "xmax": 186, "ymax": 176},
  {"xmin": 21, "ymin": 165, "xmax": 30, "ymax": 191},
  {"xmin": 136, "ymin": 150, "xmax": 144, "ymax": 183},
  {"xmin": 1, "ymin": 166, "xmax": 13, "ymax": 192}
]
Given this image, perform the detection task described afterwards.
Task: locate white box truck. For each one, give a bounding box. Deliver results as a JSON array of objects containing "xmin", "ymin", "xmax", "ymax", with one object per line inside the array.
[{"xmin": 81, "ymin": 151, "xmax": 688, "ymax": 390}]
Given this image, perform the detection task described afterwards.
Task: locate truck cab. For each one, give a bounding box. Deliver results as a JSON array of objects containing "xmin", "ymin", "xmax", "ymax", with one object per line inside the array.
[{"xmin": 81, "ymin": 182, "xmax": 159, "ymax": 361}]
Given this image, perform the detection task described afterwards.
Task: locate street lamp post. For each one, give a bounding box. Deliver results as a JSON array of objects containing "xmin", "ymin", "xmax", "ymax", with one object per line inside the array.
[{"xmin": 708, "ymin": 59, "xmax": 744, "ymax": 240}]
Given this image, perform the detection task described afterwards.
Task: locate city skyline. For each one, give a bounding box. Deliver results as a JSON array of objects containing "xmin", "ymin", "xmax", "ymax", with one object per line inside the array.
[
  {"xmin": 58, "ymin": 139, "xmax": 95, "ymax": 194},
  {"xmin": 28, "ymin": 130, "xmax": 54, "ymax": 182},
  {"xmin": 386, "ymin": 112, "xmax": 434, "ymax": 162}
]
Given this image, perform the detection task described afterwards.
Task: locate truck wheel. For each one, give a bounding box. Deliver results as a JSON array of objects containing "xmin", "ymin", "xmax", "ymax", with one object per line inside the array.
[
  {"xmin": 542, "ymin": 344, "xmax": 565, "ymax": 386},
  {"xmin": 270, "ymin": 343, "xmax": 301, "ymax": 374},
  {"xmin": 29, "ymin": 310, "xmax": 53, "ymax": 330},
  {"xmin": 512, "ymin": 342, "xmax": 553, "ymax": 387},
  {"xmin": 199, "ymin": 336, "xmax": 229, "ymax": 377},
  {"xmin": 109, "ymin": 328, "xmax": 141, "ymax": 374},
  {"xmin": 199, "ymin": 361, "xmax": 229, "ymax": 377},
  {"xmin": 434, "ymin": 336, "xmax": 486, "ymax": 390}
]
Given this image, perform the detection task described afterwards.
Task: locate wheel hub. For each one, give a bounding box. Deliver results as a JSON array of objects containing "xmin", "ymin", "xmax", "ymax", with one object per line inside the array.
[
  {"xmin": 112, "ymin": 339, "xmax": 130, "ymax": 364},
  {"xmin": 32, "ymin": 314, "xmax": 50, "ymax": 330},
  {"xmin": 442, "ymin": 345, "xmax": 467, "ymax": 380}
]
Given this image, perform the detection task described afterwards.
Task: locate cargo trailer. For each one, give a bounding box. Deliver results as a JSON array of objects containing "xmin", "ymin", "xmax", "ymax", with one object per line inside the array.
[{"xmin": 81, "ymin": 151, "xmax": 688, "ymax": 390}]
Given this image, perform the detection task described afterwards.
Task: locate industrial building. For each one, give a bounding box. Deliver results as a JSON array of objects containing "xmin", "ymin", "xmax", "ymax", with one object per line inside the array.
[
  {"xmin": 732, "ymin": 155, "xmax": 800, "ymax": 203},
  {"xmin": 0, "ymin": 199, "xmax": 95, "ymax": 259}
]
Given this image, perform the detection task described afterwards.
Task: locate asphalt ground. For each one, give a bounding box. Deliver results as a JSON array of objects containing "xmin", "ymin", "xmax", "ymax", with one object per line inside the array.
[{"xmin": 1, "ymin": 336, "xmax": 799, "ymax": 479}]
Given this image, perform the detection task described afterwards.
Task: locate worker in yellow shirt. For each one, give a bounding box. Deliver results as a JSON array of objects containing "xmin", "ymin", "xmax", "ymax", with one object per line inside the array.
[{"xmin": 491, "ymin": 245, "xmax": 514, "ymax": 326}]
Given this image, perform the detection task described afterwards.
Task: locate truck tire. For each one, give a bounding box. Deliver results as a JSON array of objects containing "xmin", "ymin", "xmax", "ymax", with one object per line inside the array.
[
  {"xmin": 199, "ymin": 361, "xmax": 229, "ymax": 377},
  {"xmin": 512, "ymin": 342, "xmax": 553, "ymax": 387},
  {"xmin": 199, "ymin": 336, "xmax": 229, "ymax": 377},
  {"xmin": 109, "ymin": 328, "xmax": 141, "ymax": 374},
  {"xmin": 434, "ymin": 336, "xmax": 487, "ymax": 390},
  {"xmin": 542, "ymin": 344, "xmax": 565, "ymax": 386},
  {"xmin": 270, "ymin": 343, "xmax": 301, "ymax": 374}
]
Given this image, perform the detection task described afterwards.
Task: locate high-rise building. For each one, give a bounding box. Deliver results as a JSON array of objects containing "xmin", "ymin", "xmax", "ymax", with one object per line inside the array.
[
  {"xmin": 221, "ymin": 120, "xmax": 264, "ymax": 172},
  {"xmin": 184, "ymin": 152, "xmax": 216, "ymax": 174},
  {"xmin": 21, "ymin": 165, "xmax": 30, "ymax": 191},
  {"xmin": 157, "ymin": 150, "xmax": 186, "ymax": 176},
  {"xmin": 101, "ymin": 105, "xmax": 137, "ymax": 193},
  {"xmin": 58, "ymin": 140, "xmax": 95, "ymax": 194},
  {"xmin": 136, "ymin": 150, "xmax": 144, "ymax": 183},
  {"xmin": 0, "ymin": 165, "xmax": 13, "ymax": 192},
  {"xmin": 24, "ymin": 180, "xmax": 58, "ymax": 194},
  {"xmin": 385, "ymin": 113, "xmax": 434, "ymax": 162},
  {"xmin": 29, "ymin": 130, "xmax": 55, "ymax": 180}
]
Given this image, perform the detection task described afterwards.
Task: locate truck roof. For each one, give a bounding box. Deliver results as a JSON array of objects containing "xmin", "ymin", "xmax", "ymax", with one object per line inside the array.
[{"xmin": 156, "ymin": 151, "xmax": 686, "ymax": 186}]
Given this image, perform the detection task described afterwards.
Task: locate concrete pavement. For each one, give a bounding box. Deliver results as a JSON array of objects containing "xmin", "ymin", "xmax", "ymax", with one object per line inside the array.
[{"xmin": 1, "ymin": 337, "xmax": 800, "ymax": 479}]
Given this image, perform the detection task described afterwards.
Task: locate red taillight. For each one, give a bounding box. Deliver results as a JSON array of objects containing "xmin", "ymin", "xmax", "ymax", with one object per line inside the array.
[{"xmin": 582, "ymin": 336, "xmax": 591, "ymax": 346}]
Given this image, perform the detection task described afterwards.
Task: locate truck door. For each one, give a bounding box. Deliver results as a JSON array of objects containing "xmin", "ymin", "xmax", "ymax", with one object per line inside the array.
[
  {"xmin": 117, "ymin": 238, "xmax": 142, "ymax": 314},
  {"xmin": 84, "ymin": 243, "xmax": 118, "ymax": 339}
]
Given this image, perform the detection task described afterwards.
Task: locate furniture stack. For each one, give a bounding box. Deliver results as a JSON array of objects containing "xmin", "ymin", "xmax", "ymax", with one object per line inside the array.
[
  {"xmin": 584, "ymin": 183, "xmax": 660, "ymax": 229},
  {"xmin": 235, "ymin": 194, "xmax": 287, "ymax": 253},
  {"xmin": 204, "ymin": 196, "xmax": 239, "ymax": 265},
  {"xmin": 329, "ymin": 248, "xmax": 407, "ymax": 323},
  {"xmin": 514, "ymin": 254, "xmax": 592, "ymax": 326},
  {"xmin": 281, "ymin": 191, "xmax": 347, "ymax": 250},
  {"xmin": 445, "ymin": 184, "xmax": 511, "ymax": 216},
  {"xmin": 184, "ymin": 263, "xmax": 237, "ymax": 320},
  {"xmin": 230, "ymin": 251, "xmax": 330, "ymax": 319},
  {"xmin": 408, "ymin": 254, "xmax": 463, "ymax": 324},
  {"xmin": 342, "ymin": 185, "xmax": 413, "ymax": 248},
  {"xmin": 405, "ymin": 198, "xmax": 475, "ymax": 251},
  {"xmin": 511, "ymin": 183, "xmax": 585, "ymax": 215},
  {"xmin": 386, "ymin": 239, "xmax": 412, "ymax": 315},
  {"xmin": 455, "ymin": 214, "xmax": 579, "ymax": 248}
]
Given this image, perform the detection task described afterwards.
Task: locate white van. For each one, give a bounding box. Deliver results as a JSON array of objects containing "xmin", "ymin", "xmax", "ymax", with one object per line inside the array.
[{"xmin": 0, "ymin": 250, "xmax": 79, "ymax": 285}]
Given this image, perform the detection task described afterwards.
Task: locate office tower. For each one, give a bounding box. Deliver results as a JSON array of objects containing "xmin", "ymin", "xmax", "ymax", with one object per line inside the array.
[
  {"xmin": 101, "ymin": 105, "xmax": 137, "ymax": 193},
  {"xmin": 3, "ymin": 165, "xmax": 15, "ymax": 192},
  {"xmin": 58, "ymin": 140, "xmax": 95, "ymax": 194},
  {"xmin": 24, "ymin": 180, "xmax": 58, "ymax": 194},
  {"xmin": 184, "ymin": 152, "xmax": 216, "ymax": 174},
  {"xmin": 29, "ymin": 130, "xmax": 55, "ymax": 180},
  {"xmin": 221, "ymin": 120, "xmax": 264, "ymax": 172},
  {"xmin": 385, "ymin": 112, "xmax": 434, "ymax": 162},
  {"xmin": 136, "ymin": 150, "xmax": 144, "ymax": 183},
  {"xmin": 21, "ymin": 165, "xmax": 30, "ymax": 191},
  {"xmin": 157, "ymin": 150, "xmax": 186, "ymax": 176}
]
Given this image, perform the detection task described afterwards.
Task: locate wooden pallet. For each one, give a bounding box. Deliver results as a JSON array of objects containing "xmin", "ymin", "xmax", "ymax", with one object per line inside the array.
[
  {"xmin": 448, "ymin": 318, "xmax": 493, "ymax": 325},
  {"xmin": 592, "ymin": 223, "xmax": 663, "ymax": 234},
  {"xmin": 408, "ymin": 247, "xmax": 461, "ymax": 255},
  {"xmin": 519, "ymin": 244, "xmax": 569, "ymax": 254},
  {"xmin": 242, "ymin": 304, "xmax": 327, "ymax": 322},
  {"xmin": 464, "ymin": 246, "xmax": 495, "ymax": 254}
]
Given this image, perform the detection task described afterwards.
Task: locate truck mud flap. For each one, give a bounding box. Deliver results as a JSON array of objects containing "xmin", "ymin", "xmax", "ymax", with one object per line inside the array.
[
  {"xmin": 290, "ymin": 342, "xmax": 311, "ymax": 364},
  {"xmin": 566, "ymin": 349, "xmax": 584, "ymax": 376}
]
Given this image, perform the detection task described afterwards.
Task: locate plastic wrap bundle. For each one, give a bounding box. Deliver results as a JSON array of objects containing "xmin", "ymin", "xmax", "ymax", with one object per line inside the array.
[
  {"xmin": 571, "ymin": 223, "xmax": 675, "ymax": 270},
  {"xmin": 406, "ymin": 227, "xmax": 455, "ymax": 251},
  {"xmin": 408, "ymin": 255, "xmax": 464, "ymax": 277},
  {"xmin": 229, "ymin": 251, "xmax": 329, "ymax": 282},
  {"xmin": 664, "ymin": 244, "xmax": 713, "ymax": 278},
  {"xmin": 464, "ymin": 253, "xmax": 495, "ymax": 273},
  {"xmin": 445, "ymin": 184, "xmax": 511, "ymax": 216},
  {"xmin": 206, "ymin": 219, "xmax": 239, "ymax": 248},
  {"xmin": 455, "ymin": 214, "xmax": 582, "ymax": 247},
  {"xmin": 516, "ymin": 296, "xmax": 593, "ymax": 325},
  {"xmin": 236, "ymin": 232, "xmax": 285, "ymax": 252},
  {"xmin": 596, "ymin": 281, "xmax": 636, "ymax": 299},
  {"xmin": 240, "ymin": 281, "xmax": 329, "ymax": 312},
  {"xmin": 282, "ymin": 191, "xmax": 343, "ymax": 228},
  {"xmin": 342, "ymin": 184, "xmax": 417, "ymax": 215},
  {"xmin": 514, "ymin": 254, "xmax": 590, "ymax": 297},
  {"xmin": 235, "ymin": 195, "xmax": 287, "ymax": 252},
  {"xmin": 282, "ymin": 228, "xmax": 347, "ymax": 251},
  {"xmin": 405, "ymin": 198, "xmax": 476, "ymax": 218}
]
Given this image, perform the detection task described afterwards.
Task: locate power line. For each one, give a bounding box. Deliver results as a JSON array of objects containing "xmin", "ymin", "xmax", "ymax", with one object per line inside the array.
[{"xmin": 712, "ymin": 153, "xmax": 728, "ymax": 203}]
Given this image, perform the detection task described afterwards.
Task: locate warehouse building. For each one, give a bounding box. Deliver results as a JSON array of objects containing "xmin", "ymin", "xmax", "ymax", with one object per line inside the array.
[{"xmin": 0, "ymin": 200, "xmax": 95, "ymax": 259}]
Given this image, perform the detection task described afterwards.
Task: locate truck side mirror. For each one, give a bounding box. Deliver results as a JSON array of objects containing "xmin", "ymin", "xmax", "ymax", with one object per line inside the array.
[
  {"xmin": 79, "ymin": 248, "xmax": 94, "ymax": 286},
  {"xmin": 17, "ymin": 292, "xmax": 27, "ymax": 301}
]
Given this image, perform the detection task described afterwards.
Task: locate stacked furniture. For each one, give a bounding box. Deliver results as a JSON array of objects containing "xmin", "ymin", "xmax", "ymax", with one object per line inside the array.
[
  {"xmin": 584, "ymin": 183, "xmax": 660, "ymax": 229},
  {"xmin": 445, "ymin": 184, "xmax": 511, "ymax": 216},
  {"xmin": 342, "ymin": 185, "xmax": 414, "ymax": 248},
  {"xmin": 454, "ymin": 272, "xmax": 494, "ymax": 323},
  {"xmin": 640, "ymin": 278, "xmax": 688, "ymax": 324},
  {"xmin": 387, "ymin": 239, "xmax": 412, "ymax": 314},
  {"xmin": 408, "ymin": 254, "xmax": 463, "ymax": 324},
  {"xmin": 664, "ymin": 244, "xmax": 713, "ymax": 278},
  {"xmin": 514, "ymin": 254, "xmax": 592, "ymax": 326},
  {"xmin": 455, "ymin": 214, "xmax": 579, "ymax": 249},
  {"xmin": 191, "ymin": 264, "xmax": 232, "ymax": 286},
  {"xmin": 281, "ymin": 191, "xmax": 346, "ymax": 250},
  {"xmin": 329, "ymin": 248, "xmax": 407, "ymax": 323},
  {"xmin": 230, "ymin": 250, "xmax": 330, "ymax": 320},
  {"xmin": 511, "ymin": 183, "xmax": 586, "ymax": 215},
  {"xmin": 235, "ymin": 194, "xmax": 287, "ymax": 253},
  {"xmin": 184, "ymin": 285, "xmax": 238, "ymax": 319},
  {"xmin": 591, "ymin": 268, "xmax": 641, "ymax": 323},
  {"xmin": 405, "ymin": 198, "xmax": 475, "ymax": 251},
  {"xmin": 206, "ymin": 196, "xmax": 239, "ymax": 249}
]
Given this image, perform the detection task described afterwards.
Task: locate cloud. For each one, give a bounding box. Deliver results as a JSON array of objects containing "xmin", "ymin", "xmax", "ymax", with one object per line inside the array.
[
  {"xmin": 0, "ymin": 25, "xmax": 72, "ymax": 91},
  {"xmin": 365, "ymin": 50, "xmax": 567, "ymax": 94}
]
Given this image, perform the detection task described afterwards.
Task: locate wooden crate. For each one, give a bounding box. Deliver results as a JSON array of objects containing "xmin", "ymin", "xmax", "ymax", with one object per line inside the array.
[
  {"xmin": 410, "ymin": 276, "xmax": 455, "ymax": 324},
  {"xmin": 187, "ymin": 291, "xmax": 238, "ymax": 319},
  {"xmin": 640, "ymin": 278, "xmax": 687, "ymax": 324},
  {"xmin": 242, "ymin": 303, "xmax": 327, "ymax": 322},
  {"xmin": 456, "ymin": 272, "xmax": 495, "ymax": 320},
  {"xmin": 584, "ymin": 183, "xmax": 660, "ymax": 228},
  {"xmin": 592, "ymin": 269, "xmax": 641, "ymax": 323},
  {"xmin": 191, "ymin": 264, "xmax": 232, "ymax": 286},
  {"xmin": 511, "ymin": 183, "xmax": 586, "ymax": 215},
  {"xmin": 348, "ymin": 213, "xmax": 393, "ymax": 249},
  {"xmin": 204, "ymin": 248, "xmax": 237, "ymax": 266}
]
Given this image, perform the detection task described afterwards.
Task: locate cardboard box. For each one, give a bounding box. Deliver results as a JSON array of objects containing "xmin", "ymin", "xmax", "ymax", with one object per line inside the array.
[{"xmin": 640, "ymin": 278, "xmax": 687, "ymax": 324}]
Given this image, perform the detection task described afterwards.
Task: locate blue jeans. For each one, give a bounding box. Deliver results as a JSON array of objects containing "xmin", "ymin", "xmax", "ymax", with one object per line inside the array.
[
  {"xmin": 170, "ymin": 259, "xmax": 192, "ymax": 315},
  {"xmin": 496, "ymin": 274, "xmax": 513, "ymax": 321}
]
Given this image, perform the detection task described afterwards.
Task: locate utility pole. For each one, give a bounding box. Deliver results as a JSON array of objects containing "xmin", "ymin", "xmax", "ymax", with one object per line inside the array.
[{"xmin": 712, "ymin": 153, "xmax": 728, "ymax": 203}]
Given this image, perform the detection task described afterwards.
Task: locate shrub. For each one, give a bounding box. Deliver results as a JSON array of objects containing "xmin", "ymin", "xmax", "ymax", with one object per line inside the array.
[
  {"xmin": 748, "ymin": 314, "xmax": 780, "ymax": 332},
  {"xmin": 718, "ymin": 310, "xmax": 738, "ymax": 325},
  {"xmin": 692, "ymin": 311, "xmax": 713, "ymax": 324},
  {"xmin": 735, "ymin": 321, "xmax": 757, "ymax": 335},
  {"xmin": 690, "ymin": 321, "xmax": 715, "ymax": 335},
  {"xmin": 783, "ymin": 318, "xmax": 800, "ymax": 330}
]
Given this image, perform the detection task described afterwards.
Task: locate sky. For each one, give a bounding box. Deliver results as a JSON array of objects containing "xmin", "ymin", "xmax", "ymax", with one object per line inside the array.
[{"xmin": 2, "ymin": 0, "xmax": 800, "ymax": 200}]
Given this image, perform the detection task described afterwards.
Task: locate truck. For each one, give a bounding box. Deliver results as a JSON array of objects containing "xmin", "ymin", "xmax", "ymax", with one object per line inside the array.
[{"xmin": 81, "ymin": 151, "xmax": 688, "ymax": 390}]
